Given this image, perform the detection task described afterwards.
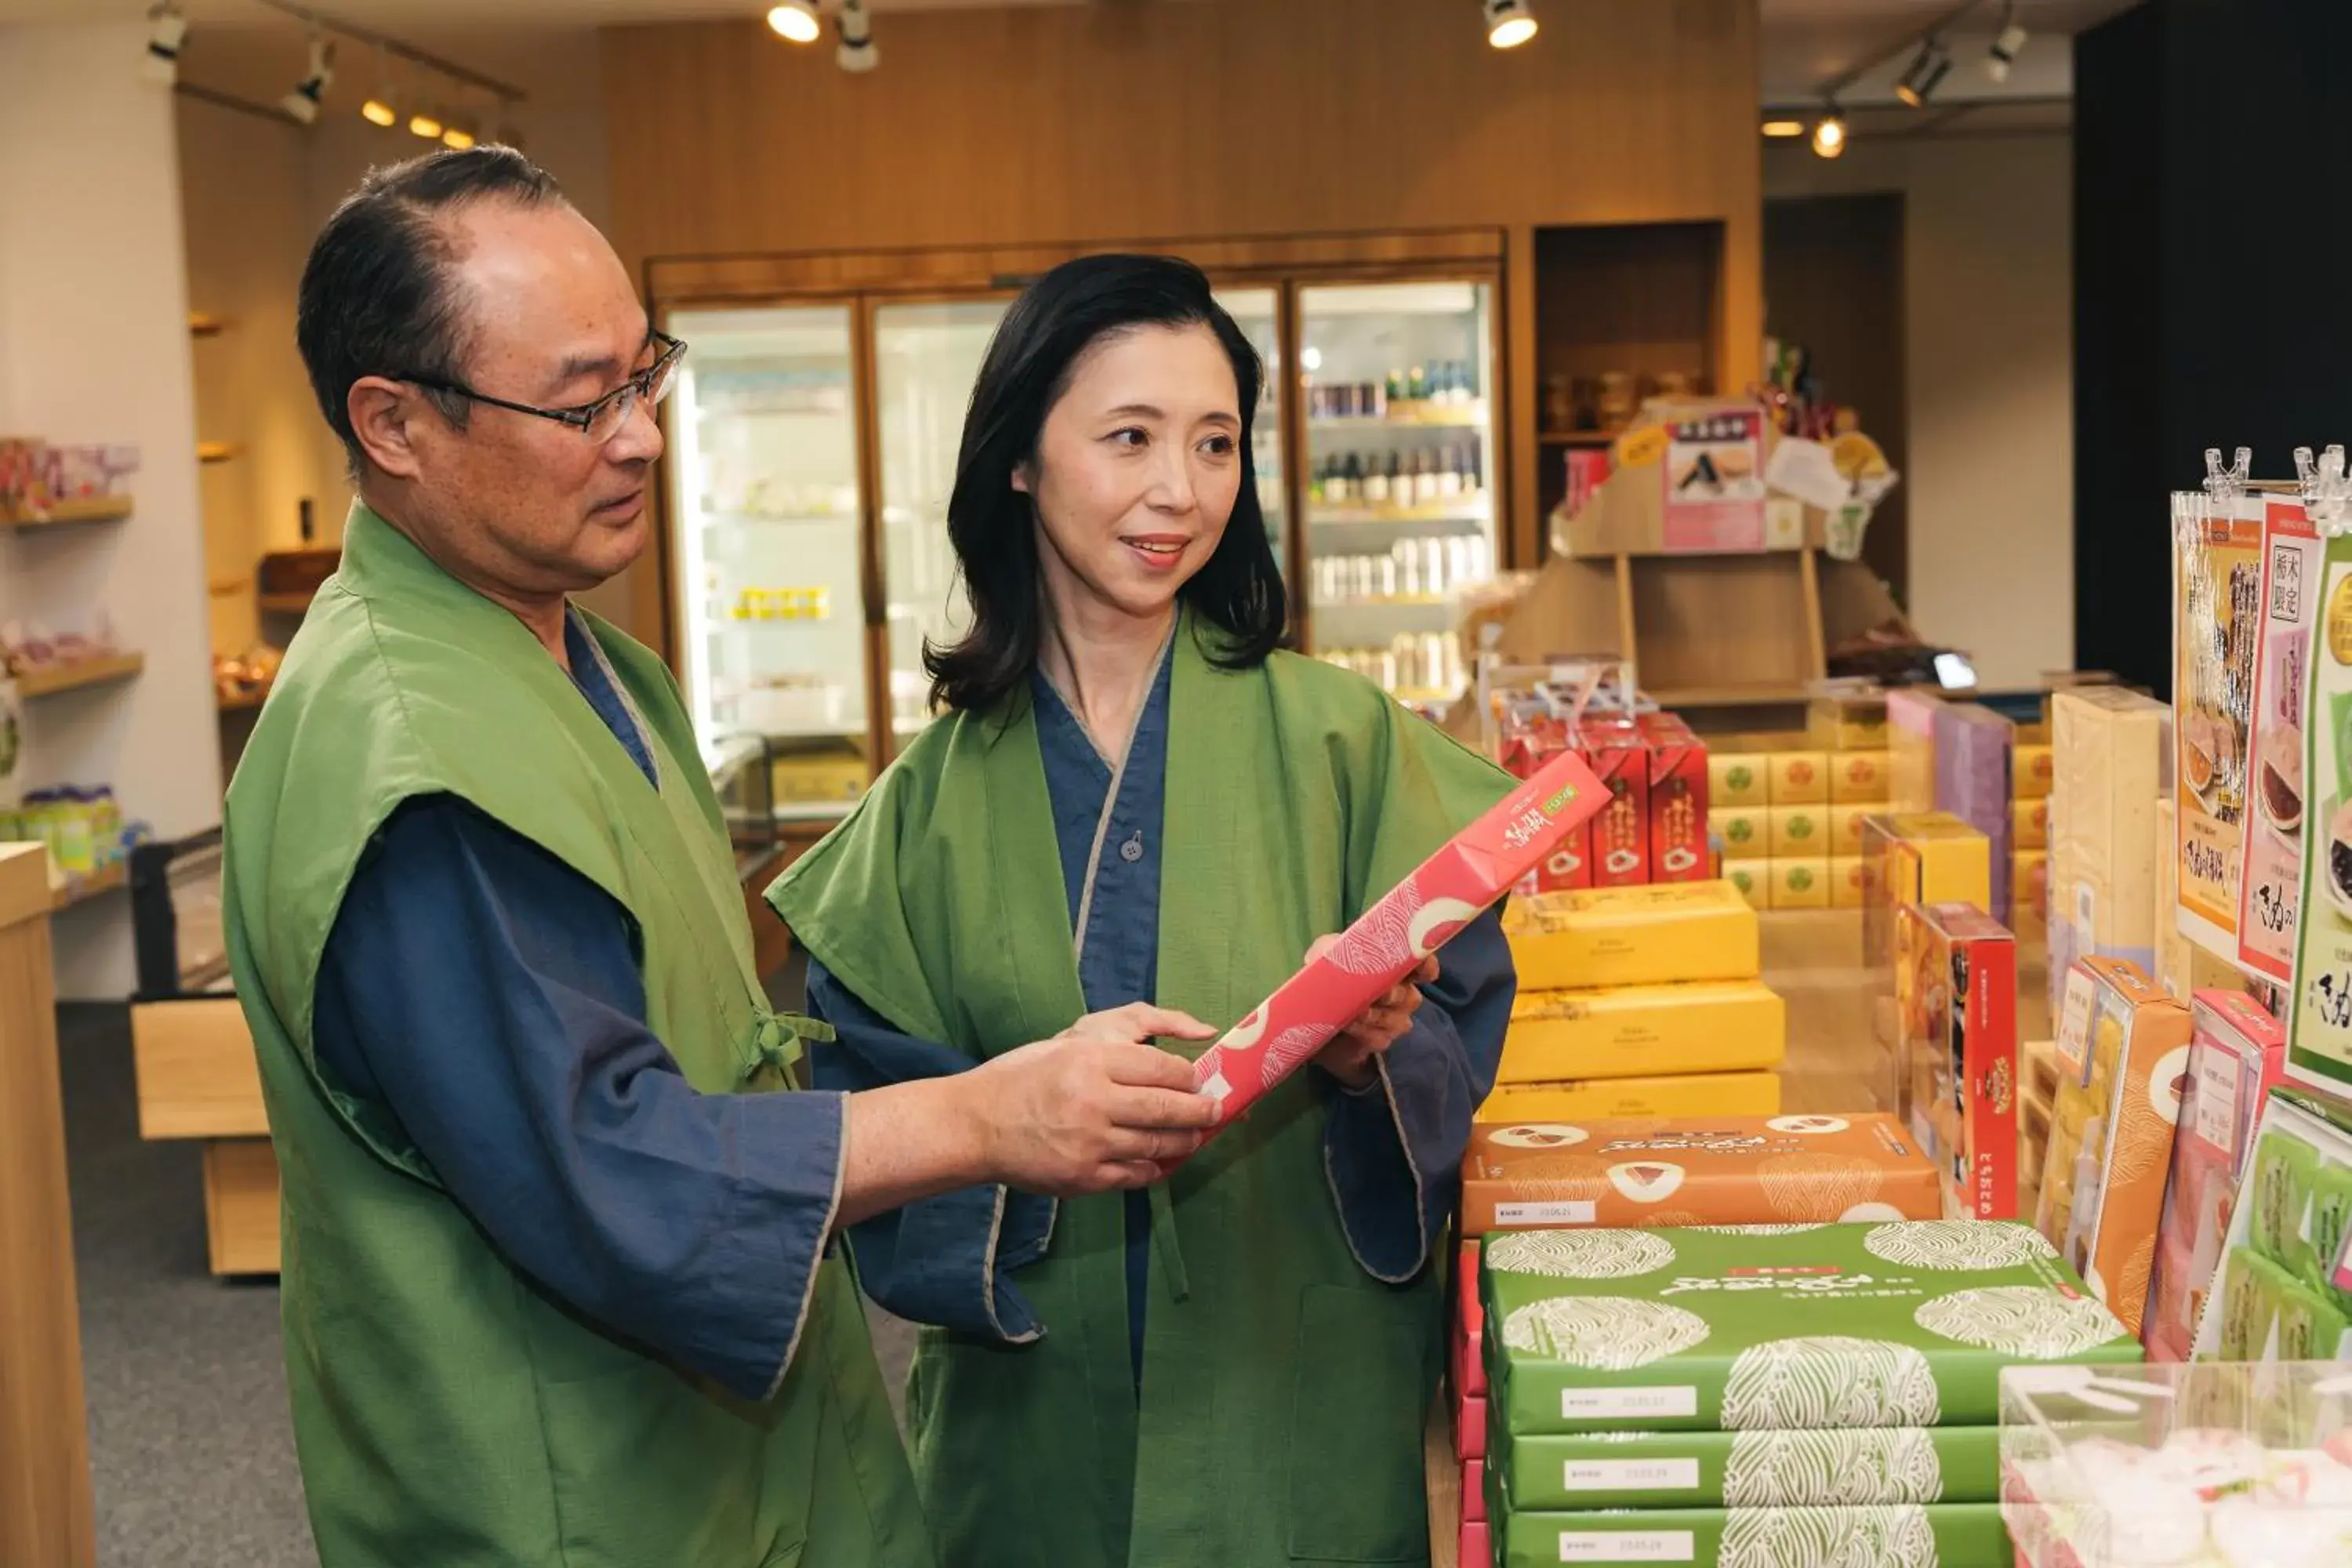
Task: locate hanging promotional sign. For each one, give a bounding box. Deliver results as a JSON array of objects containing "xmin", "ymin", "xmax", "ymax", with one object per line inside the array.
[
  {"xmin": 2172, "ymin": 491, "xmax": 2263, "ymax": 962},
  {"xmin": 2236, "ymin": 497, "xmax": 2319, "ymax": 980}
]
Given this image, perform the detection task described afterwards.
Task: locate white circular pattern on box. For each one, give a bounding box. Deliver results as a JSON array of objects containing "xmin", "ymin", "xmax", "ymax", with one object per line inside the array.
[
  {"xmin": 1724, "ymin": 1428, "xmax": 1946, "ymax": 1507},
  {"xmin": 1489, "ymin": 1123, "xmax": 1588, "ymax": 1149},
  {"xmin": 1485, "ymin": 1229, "xmax": 1676, "ymax": 1279},
  {"xmin": 1606, "ymin": 1161, "xmax": 1687, "ymax": 1203},
  {"xmin": 1863, "ymin": 1221, "xmax": 2058, "ymax": 1272},
  {"xmin": 1406, "ymin": 896, "xmax": 1480, "ymax": 958},
  {"xmin": 1498, "ymin": 1297, "xmax": 1711, "ymax": 1369},
  {"xmin": 1720, "ymin": 1337, "xmax": 1942, "ymax": 1430},
  {"xmin": 1765, "ymin": 1116, "xmax": 1851, "ymax": 1135},
  {"xmin": 1915, "ymin": 1287, "xmax": 2130, "ymax": 1359},
  {"xmin": 1839, "ymin": 1201, "xmax": 1914, "ymax": 1222},
  {"xmin": 1693, "ymin": 1223, "xmax": 1829, "ymax": 1236},
  {"xmin": 2149, "ymin": 1044, "xmax": 2194, "ymax": 1126},
  {"xmin": 1220, "ymin": 1007, "xmax": 1268, "ymax": 1051},
  {"xmin": 1719, "ymin": 1504, "xmax": 1938, "ymax": 1568}
]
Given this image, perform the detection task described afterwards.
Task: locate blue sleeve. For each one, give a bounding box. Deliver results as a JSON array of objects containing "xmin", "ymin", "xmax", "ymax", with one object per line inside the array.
[
  {"xmin": 310, "ymin": 793, "xmax": 844, "ymax": 1403},
  {"xmin": 804, "ymin": 958, "xmax": 1057, "ymax": 1341},
  {"xmin": 1321, "ymin": 904, "xmax": 1515, "ymax": 1283}
]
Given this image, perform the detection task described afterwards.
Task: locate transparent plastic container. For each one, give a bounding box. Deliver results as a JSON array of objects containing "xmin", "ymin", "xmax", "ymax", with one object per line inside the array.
[{"xmin": 2000, "ymin": 1360, "xmax": 2352, "ymax": 1566}]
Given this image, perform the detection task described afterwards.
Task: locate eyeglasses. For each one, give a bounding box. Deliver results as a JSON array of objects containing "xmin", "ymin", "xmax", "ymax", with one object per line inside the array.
[{"xmin": 404, "ymin": 331, "xmax": 687, "ymax": 444}]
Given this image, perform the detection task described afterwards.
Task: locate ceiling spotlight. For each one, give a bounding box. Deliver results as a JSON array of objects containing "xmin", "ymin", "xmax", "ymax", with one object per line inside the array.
[
  {"xmin": 1761, "ymin": 118, "xmax": 1806, "ymax": 139},
  {"xmin": 281, "ymin": 34, "xmax": 334, "ymax": 125},
  {"xmin": 1485, "ymin": 0, "xmax": 1538, "ymax": 49},
  {"xmin": 1895, "ymin": 37, "xmax": 1951, "ymax": 107},
  {"xmin": 767, "ymin": 2, "xmax": 821, "ymax": 45},
  {"xmin": 1987, "ymin": 17, "xmax": 2028, "ymax": 82},
  {"xmin": 142, "ymin": 2, "xmax": 187, "ymax": 85},
  {"xmin": 442, "ymin": 123, "xmax": 476, "ymax": 151},
  {"xmin": 360, "ymin": 45, "xmax": 397, "ymax": 125},
  {"xmin": 1812, "ymin": 111, "xmax": 1847, "ymax": 159},
  {"xmin": 837, "ymin": 0, "xmax": 878, "ymax": 72},
  {"xmin": 409, "ymin": 104, "xmax": 444, "ymax": 141}
]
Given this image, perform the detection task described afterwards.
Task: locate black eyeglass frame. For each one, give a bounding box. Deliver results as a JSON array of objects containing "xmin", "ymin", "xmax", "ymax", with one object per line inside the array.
[{"xmin": 401, "ymin": 330, "xmax": 688, "ymax": 440}]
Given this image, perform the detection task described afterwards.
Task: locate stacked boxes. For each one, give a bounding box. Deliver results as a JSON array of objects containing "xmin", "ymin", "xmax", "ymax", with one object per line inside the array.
[
  {"xmin": 1888, "ymin": 688, "xmax": 1946, "ymax": 814},
  {"xmin": 1504, "ymin": 711, "xmax": 1711, "ymax": 891},
  {"xmin": 2194, "ymin": 1089, "xmax": 2352, "ymax": 1361},
  {"xmin": 1864, "ymin": 812, "xmax": 1994, "ymax": 1087},
  {"xmin": 2018, "ymin": 1039, "xmax": 2060, "ymax": 1221},
  {"xmin": 1894, "ymin": 903, "xmax": 2020, "ymax": 1221},
  {"xmin": 2047, "ymin": 686, "xmax": 2169, "ymax": 1018},
  {"xmin": 1480, "ymin": 1221, "xmax": 2140, "ymax": 1567},
  {"xmin": 2032, "ymin": 957, "xmax": 2194, "ymax": 1338},
  {"xmin": 1933, "ymin": 702, "xmax": 2018, "ymax": 925},
  {"xmin": 1714, "ymin": 719, "xmax": 1890, "ymax": 912},
  {"xmin": 1496, "ymin": 884, "xmax": 1781, "ymax": 1118},
  {"xmin": 2143, "ymin": 991, "xmax": 2284, "ymax": 1361}
]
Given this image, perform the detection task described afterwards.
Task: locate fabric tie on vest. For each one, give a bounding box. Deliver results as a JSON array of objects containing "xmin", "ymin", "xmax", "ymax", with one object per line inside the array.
[{"xmin": 748, "ymin": 1010, "xmax": 834, "ymax": 1090}]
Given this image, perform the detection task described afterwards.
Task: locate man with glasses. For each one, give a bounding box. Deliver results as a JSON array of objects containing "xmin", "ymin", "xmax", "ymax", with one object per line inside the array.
[{"xmin": 221, "ymin": 147, "xmax": 1221, "ymax": 1567}]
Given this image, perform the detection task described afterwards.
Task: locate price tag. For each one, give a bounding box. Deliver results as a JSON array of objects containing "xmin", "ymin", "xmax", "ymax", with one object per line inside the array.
[
  {"xmin": 1614, "ymin": 425, "xmax": 1669, "ymax": 468},
  {"xmin": 2056, "ymin": 968, "xmax": 2098, "ymax": 1086}
]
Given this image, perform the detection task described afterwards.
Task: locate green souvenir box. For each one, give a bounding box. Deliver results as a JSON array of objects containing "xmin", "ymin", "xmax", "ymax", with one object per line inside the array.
[
  {"xmin": 1488, "ymin": 1422, "xmax": 2002, "ymax": 1511},
  {"xmin": 1494, "ymin": 1502, "xmax": 2009, "ymax": 1568},
  {"xmin": 1483, "ymin": 1221, "xmax": 2141, "ymax": 1435}
]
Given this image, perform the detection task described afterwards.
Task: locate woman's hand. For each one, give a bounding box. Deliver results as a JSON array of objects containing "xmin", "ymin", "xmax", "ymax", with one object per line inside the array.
[{"xmin": 1305, "ymin": 938, "xmax": 1438, "ymax": 1091}]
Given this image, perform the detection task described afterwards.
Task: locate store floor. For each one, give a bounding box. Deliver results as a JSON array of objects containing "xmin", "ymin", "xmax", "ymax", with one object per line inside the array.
[{"xmin": 58, "ymin": 983, "xmax": 918, "ymax": 1568}]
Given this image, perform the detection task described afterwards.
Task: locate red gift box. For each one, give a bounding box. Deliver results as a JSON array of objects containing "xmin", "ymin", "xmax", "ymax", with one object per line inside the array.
[
  {"xmin": 1454, "ymin": 1240, "xmax": 1487, "ymax": 1400},
  {"xmin": 1639, "ymin": 711, "xmax": 1710, "ymax": 883},
  {"xmin": 1454, "ymin": 1393, "xmax": 1486, "ymax": 1461},
  {"xmin": 1462, "ymin": 1458, "xmax": 1485, "ymax": 1523},
  {"xmin": 1188, "ymin": 746, "xmax": 1606, "ymax": 1132},
  {"xmin": 1462, "ymin": 1520, "xmax": 1490, "ymax": 1568},
  {"xmin": 1504, "ymin": 721, "xmax": 1590, "ymax": 894},
  {"xmin": 1579, "ymin": 717, "xmax": 1650, "ymax": 888}
]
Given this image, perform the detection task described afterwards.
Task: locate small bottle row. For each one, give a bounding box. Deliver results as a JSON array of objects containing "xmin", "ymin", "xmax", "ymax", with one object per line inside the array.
[
  {"xmin": 1312, "ymin": 443, "xmax": 1483, "ymax": 509},
  {"xmin": 1305, "ymin": 363, "xmax": 1480, "ymax": 420},
  {"xmin": 726, "ymin": 586, "xmax": 835, "ymax": 620},
  {"xmin": 1312, "ymin": 537, "xmax": 1493, "ymax": 604},
  {"xmin": 1316, "ymin": 633, "xmax": 1465, "ymax": 699}
]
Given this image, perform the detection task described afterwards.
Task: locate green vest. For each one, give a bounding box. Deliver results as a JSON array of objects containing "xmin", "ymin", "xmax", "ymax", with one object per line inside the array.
[
  {"xmin": 221, "ymin": 503, "xmax": 931, "ymax": 1568},
  {"xmin": 766, "ymin": 619, "xmax": 1511, "ymax": 1568}
]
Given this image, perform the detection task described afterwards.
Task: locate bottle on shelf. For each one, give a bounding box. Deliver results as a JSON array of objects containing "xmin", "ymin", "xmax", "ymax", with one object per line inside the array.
[
  {"xmin": 1413, "ymin": 448, "xmax": 1439, "ymax": 506},
  {"xmin": 1406, "ymin": 365, "xmax": 1428, "ymax": 402},
  {"xmin": 1362, "ymin": 446, "xmax": 1390, "ymax": 506},
  {"xmin": 1383, "ymin": 450, "xmax": 1403, "ymax": 511},
  {"xmin": 1341, "ymin": 451, "xmax": 1364, "ymax": 503},
  {"xmin": 1385, "ymin": 368, "xmax": 1406, "ymax": 406},
  {"xmin": 1437, "ymin": 442, "xmax": 1464, "ymax": 500}
]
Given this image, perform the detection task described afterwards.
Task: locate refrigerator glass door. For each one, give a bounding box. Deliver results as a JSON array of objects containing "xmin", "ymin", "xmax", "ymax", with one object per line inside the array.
[
  {"xmin": 664, "ymin": 303, "xmax": 872, "ymax": 824},
  {"xmin": 873, "ymin": 297, "xmax": 1009, "ymax": 740},
  {"xmin": 1214, "ymin": 285, "xmax": 1287, "ymax": 584},
  {"xmin": 1296, "ymin": 281, "xmax": 1497, "ymax": 707}
]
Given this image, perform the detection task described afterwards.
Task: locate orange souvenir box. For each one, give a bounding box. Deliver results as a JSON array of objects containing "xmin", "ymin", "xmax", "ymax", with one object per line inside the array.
[
  {"xmin": 1457, "ymin": 1113, "xmax": 1941, "ymax": 1234},
  {"xmin": 2032, "ymin": 956, "xmax": 2195, "ymax": 1337},
  {"xmin": 1894, "ymin": 902, "xmax": 2020, "ymax": 1221}
]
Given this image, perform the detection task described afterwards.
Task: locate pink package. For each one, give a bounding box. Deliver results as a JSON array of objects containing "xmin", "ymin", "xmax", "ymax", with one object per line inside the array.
[
  {"xmin": 1454, "ymin": 1393, "xmax": 1486, "ymax": 1462},
  {"xmin": 2144, "ymin": 989, "xmax": 2285, "ymax": 1359},
  {"xmin": 1463, "ymin": 1458, "xmax": 1485, "ymax": 1523},
  {"xmin": 1461, "ymin": 1520, "xmax": 1490, "ymax": 1568},
  {"xmin": 1188, "ymin": 746, "xmax": 1606, "ymax": 1133},
  {"xmin": 1454, "ymin": 1240, "xmax": 1486, "ymax": 1399}
]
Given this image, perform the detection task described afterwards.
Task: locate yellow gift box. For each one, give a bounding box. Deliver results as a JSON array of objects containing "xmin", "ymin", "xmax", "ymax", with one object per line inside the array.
[
  {"xmin": 1504, "ymin": 881, "xmax": 1761, "ymax": 991},
  {"xmin": 1475, "ymin": 1070, "xmax": 1784, "ymax": 1123},
  {"xmin": 1722, "ymin": 860, "xmax": 1769, "ymax": 908},
  {"xmin": 2016, "ymin": 743, "xmax": 2054, "ymax": 800},
  {"xmin": 1709, "ymin": 753, "xmax": 1770, "ymax": 811},
  {"xmin": 1768, "ymin": 751, "xmax": 1831, "ymax": 806},
  {"xmin": 2015, "ymin": 794, "xmax": 2050, "ymax": 851},
  {"xmin": 1828, "ymin": 750, "xmax": 1893, "ymax": 804},
  {"xmin": 1711, "ymin": 807, "xmax": 1768, "ymax": 858},
  {"xmin": 1768, "ymin": 805, "xmax": 1827, "ymax": 858},
  {"xmin": 1771, "ymin": 857, "xmax": 1831, "ymax": 909},
  {"xmin": 1497, "ymin": 980, "xmax": 1787, "ymax": 1084},
  {"xmin": 1831, "ymin": 855, "xmax": 1867, "ymax": 908},
  {"xmin": 1828, "ymin": 804, "xmax": 1873, "ymax": 858}
]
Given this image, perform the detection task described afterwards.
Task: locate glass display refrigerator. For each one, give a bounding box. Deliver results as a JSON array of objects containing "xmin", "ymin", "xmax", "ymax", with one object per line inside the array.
[{"xmin": 658, "ymin": 259, "xmax": 1496, "ymax": 829}]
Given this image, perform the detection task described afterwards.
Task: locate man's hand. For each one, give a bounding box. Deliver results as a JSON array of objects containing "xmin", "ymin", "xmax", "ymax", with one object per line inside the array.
[
  {"xmin": 1306, "ymin": 938, "xmax": 1436, "ymax": 1091},
  {"xmin": 965, "ymin": 1004, "xmax": 1222, "ymax": 1195}
]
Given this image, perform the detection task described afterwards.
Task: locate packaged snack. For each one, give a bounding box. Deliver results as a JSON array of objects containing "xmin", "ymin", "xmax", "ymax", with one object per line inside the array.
[
  {"xmin": 1722, "ymin": 861, "xmax": 1768, "ymax": 908},
  {"xmin": 1771, "ymin": 858, "xmax": 1830, "ymax": 911},
  {"xmin": 1711, "ymin": 751, "xmax": 1769, "ymax": 811},
  {"xmin": 1831, "ymin": 856, "xmax": 1867, "ymax": 909},
  {"xmin": 2238, "ymin": 503, "xmax": 2319, "ymax": 982},
  {"xmin": 1888, "ymin": 689, "xmax": 1945, "ymax": 813},
  {"xmin": 1828, "ymin": 804, "xmax": 1872, "ymax": 860},
  {"xmin": 2013, "ymin": 795, "xmax": 2049, "ymax": 853},
  {"xmin": 1639, "ymin": 711, "xmax": 1710, "ymax": 883},
  {"xmin": 1497, "ymin": 982, "xmax": 1785, "ymax": 1085},
  {"xmin": 1504, "ymin": 881, "xmax": 1760, "ymax": 992},
  {"xmin": 1459, "ymin": 1112, "xmax": 1936, "ymax": 1234},
  {"xmin": 2173, "ymin": 491, "xmax": 2263, "ymax": 966},
  {"xmin": 1829, "ymin": 750, "xmax": 1892, "ymax": 805},
  {"xmin": 1581, "ymin": 717, "xmax": 1650, "ymax": 888},
  {"xmin": 2014, "ymin": 742, "xmax": 2053, "ymax": 800},
  {"xmin": 1769, "ymin": 804, "xmax": 1827, "ymax": 859},
  {"xmin": 1490, "ymin": 1425, "xmax": 2002, "ymax": 1511},
  {"xmin": 1770, "ymin": 751, "xmax": 1831, "ymax": 807},
  {"xmin": 1933, "ymin": 702, "xmax": 2017, "ymax": 924},
  {"xmin": 1492, "ymin": 1504, "xmax": 2008, "ymax": 1568},
  {"xmin": 2047, "ymin": 686, "xmax": 2169, "ymax": 1018},
  {"xmin": 1894, "ymin": 903, "xmax": 2020, "ymax": 1221},
  {"xmin": 1809, "ymin": 690, "xmax": 1889, "ymax": 752},
  {"xmin": 1711, "ymin": 807, "xmax": 1767, "ymax": 861},
  {"xmin": 1476, "ymin": 1071, "xmax": 1782, "ymax": 1123}
]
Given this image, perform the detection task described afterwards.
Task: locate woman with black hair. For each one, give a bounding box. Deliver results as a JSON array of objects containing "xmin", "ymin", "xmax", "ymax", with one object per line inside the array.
[{"xmin": 768, "ymin": 253, "xmax": 1516, "ymax": 1568}]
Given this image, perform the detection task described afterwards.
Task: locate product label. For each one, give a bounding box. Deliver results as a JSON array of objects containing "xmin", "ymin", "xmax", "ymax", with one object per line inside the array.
[
  {"xmin": 1559, "ymin": 1532, "xmax": 1696, "ymax": 1565},
  {"xmin": 1498, "ymin": 1200, "xmax": 1597, "ymax": 1226},
  {"xmin": 1563, "ymin": 1459, "xmax": 1701, "ymax": 1493},
  {"xmin": 2192, "ymin": 1045, "xmax": 2243, "ymax": 1156},
  {"xmin": 2056, "ymin": 968, "xmax": 2098, "ymax": 1085},
  {"xmin": 2175, "ymin": 492, "xmax": 2264, "ymax": 955},
  {"xmin": 2289, "ymin": 538, "xmax": 2352, "ymax": 1094},
  {"xmin": 2238, "ymin": 500, "xmax": 2319, "ymax": 979},
  {"xmin": 1561, "ymin": 1386, "xmax": 1700, "ymax": 1421},
  {"xmin": 1661, "ymin": 411, "xmax": 1764, "ymax": 553}
]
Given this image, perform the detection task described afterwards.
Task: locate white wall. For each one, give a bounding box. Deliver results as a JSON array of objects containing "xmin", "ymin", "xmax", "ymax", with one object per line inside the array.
[
  {"xmin": 0, "ymin": 20, "xmax": 222, "ymax": 998},
  {"xmin": 1767, "ymin": 135, "xmax": 2075, "ymax": 691}
]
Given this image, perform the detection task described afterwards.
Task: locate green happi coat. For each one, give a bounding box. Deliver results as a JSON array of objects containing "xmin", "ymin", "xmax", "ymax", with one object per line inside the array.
[
  {"xmin": 767, "ymin": 615, "xmax": 1513, "ymax": 1566},
  {"xmin": 221, "ymin": 504, "xmax": 931, "ymax": 1568}
]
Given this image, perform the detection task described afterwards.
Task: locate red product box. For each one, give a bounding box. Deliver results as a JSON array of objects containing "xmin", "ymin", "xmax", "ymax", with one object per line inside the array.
[
  {"xmin": 1461, "ymin": 1521, "xmax": 1490, "ymax": 1568},
  {"xmin": 1639, "ymin": 712, "xmax": 1710, "ymax": 882},
  {"xmin": 1579, "ymin": 717, "xmax": 1650, "ymax": 887},
  {"xmin": 1188, "ymin": 746, "xmax": 1607, "ymax": 1135},
  {"xmin": 1897, "ymin": 902, "xmax": 2019, "ymax": 1221},
  {"xmin": 1454, "ymin": 1240, "xmax": 1486, "ymax": 1399},
  {"xmin": 2145, "ymin": 989, "xmax": 2285, "ymax": 1360},
  {"xmin": 1504, "ymin": 724, "xmax": 1591, "ymax": 894},
  {"xmin": 1454, "ymin": 1393, "xmax": 1486, "ymax": 1462},
  {"xmin": 1463, "ymin": 1459, "xmax": 1485, "ymax": 1524}
]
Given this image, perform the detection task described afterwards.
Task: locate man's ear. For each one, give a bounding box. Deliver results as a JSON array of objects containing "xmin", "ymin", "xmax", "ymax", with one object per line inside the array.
[{"xmin": 348, "ymin": 376, "xmax": 427, "ymax": 481}]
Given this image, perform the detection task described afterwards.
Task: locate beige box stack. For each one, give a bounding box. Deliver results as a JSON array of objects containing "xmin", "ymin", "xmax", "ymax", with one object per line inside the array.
[{"xmin": 2046, "ymin": 687, "xmax": 2169, "ymax": 1021}]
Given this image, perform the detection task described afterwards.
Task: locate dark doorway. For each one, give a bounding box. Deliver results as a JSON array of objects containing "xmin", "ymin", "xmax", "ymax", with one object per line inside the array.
[{"xmin": 1764, "ymin": 193, "xmax": 1909, "ymax": 606}]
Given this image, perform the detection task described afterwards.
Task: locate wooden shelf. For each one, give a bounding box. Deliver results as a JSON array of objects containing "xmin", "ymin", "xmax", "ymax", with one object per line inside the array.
[
  {"xmin": 0, "ymin": 494, "xmax": 131, "ymax": 529},
  {"xmin": 189, "ymin": 311, "xmax": 227, "ymax": 337},
  {"xmin": 257, "ymin": 592, "xmax": 314, "ymax": 615},
  {"xmin": 52, "ymin": 860, "xmax": 126, "ymax": 911},
  {"xmin": 1648, "ymin": 682, "xmax": 1814, "ymax": 709},
  {"xmin": 1310, "ymin": 403, "xmax": 1488, "ymax": 430},
  {"xmin": 197, "ymin": 442, "xmax": 241, "ymax": 465},
  {"xmin": 13, "ymin": 651, "xmax": 143, "ymax": 699},
  {"xmin": 1540, "ymin": 427, "xmax": 1627, "ymax": 445},
  {"xmin": 1311, "ymin": 501, "xmax": 1492, "ymax": 526}
]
